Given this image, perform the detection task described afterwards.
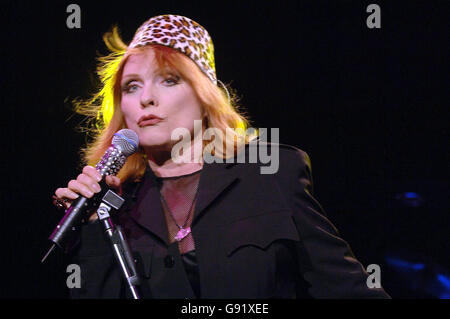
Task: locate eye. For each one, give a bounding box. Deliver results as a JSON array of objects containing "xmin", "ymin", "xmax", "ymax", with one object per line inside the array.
[
  {"xmin": 163, "ymin": 75, "xmax": 180, "ymax": 86},
  {"xmin": 122, "ymin": 81, "xmax": 139, "ymax": 94}
]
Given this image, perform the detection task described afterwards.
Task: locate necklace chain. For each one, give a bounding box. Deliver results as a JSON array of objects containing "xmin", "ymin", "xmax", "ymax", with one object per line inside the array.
[{"xmin": 159, "ymin": 182, "xmax": 200, "ymax": 241}]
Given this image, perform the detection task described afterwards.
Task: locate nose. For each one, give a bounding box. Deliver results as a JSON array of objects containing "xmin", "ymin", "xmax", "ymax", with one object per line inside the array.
[{"xmin": 140, "ymin": 85, "xmax": 158, "ymax": 108}]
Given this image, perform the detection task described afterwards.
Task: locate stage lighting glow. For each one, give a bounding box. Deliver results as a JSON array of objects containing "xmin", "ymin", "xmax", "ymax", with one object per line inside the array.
[{"xmin": 385, "ymin": 256, "xmax": 425, "ymax": 271}]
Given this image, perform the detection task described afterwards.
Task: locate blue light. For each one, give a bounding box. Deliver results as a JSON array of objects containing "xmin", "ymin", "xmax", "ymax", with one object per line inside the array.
[
  {"xmin": 385, "ymin": 257, "xmax": 425, "ymax": 270},
  {"xmin": 394, "ymin": 191, "xmax": 424, "ymax": 207},
  {"xmin": 437, "ymin": 274, "xmax": 450, "ymax": 289},
  {"xmin": 404, "ymin": 192, "xmax": 419, "ymax": 199}
]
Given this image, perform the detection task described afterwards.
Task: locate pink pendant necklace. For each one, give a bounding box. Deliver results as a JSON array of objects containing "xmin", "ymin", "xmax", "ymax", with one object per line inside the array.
[{"xmin": 159, "ymin": 185, "xmax": 200, "ymax": 242}]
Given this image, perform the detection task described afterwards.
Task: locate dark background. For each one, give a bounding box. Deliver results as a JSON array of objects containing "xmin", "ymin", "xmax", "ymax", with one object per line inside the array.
[{"xmin": 1, "ymin": 0, "xmax": 448, "ymax": 298}]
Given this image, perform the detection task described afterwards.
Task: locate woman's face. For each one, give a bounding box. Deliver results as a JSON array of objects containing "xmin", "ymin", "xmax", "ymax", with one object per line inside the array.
[{"xmin": 120, "ymin": 48, "xmax": 204, "ymax": 153}]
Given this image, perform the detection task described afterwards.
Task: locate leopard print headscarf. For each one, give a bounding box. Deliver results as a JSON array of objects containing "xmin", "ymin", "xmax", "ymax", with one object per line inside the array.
[{"xmin": 128, "ymin": 15, "xmax": 217, "ymax": 84}]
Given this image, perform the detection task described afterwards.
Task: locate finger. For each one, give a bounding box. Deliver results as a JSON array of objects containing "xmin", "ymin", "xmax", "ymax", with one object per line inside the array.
[
  {"xmin": 82, "ymin": 165, "xmax": 102, "ymax": 182},
  {"xmin": 105, "ymin": 175, "xmax": 121, "ymax": 189},
  {"xmin": 77, "ymin": 173, "xmax": 101, "ymax": 193},
  {"xmin": 87, "ymin": 213, "xmax": 99, "ymax": 222},
  {"xmin": 68, "ymin": 179, "xmax": 95, "ymax": 198},
  {"xmin": 54, "ymin": 188, "xmax": 78, "ymax": 210},
  {"xmin": 55, "ymin": 187, "xmax": 79, "ymax": 200}
]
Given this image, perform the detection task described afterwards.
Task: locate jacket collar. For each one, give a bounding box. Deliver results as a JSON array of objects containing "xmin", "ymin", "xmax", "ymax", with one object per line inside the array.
[{"xmin": 127, "ymin": 159, "xmax": 239, "ymax": 246}]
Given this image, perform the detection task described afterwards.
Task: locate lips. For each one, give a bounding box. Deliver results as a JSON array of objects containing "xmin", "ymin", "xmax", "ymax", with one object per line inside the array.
[{"xmin": 138, "ymin": 114, "xmax": 163, "ymax": 127}]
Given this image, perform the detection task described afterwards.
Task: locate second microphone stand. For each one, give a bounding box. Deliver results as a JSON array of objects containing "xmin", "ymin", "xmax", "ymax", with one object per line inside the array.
[{"xmin": 96, "ymin": 189, "xmax": 142, "ymax": 299}]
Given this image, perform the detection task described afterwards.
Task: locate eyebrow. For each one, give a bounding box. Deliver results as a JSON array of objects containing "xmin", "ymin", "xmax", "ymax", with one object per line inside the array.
[
  {"xmin": 121, "ymin": 69, "xmax": 178, "ymax": 85},
  {"xmin": 121, "ymin": 73, "xmax": 141, "ymax": 85}
]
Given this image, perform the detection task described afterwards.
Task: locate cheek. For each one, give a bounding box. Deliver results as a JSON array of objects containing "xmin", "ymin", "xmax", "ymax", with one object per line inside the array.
[
  {"xmin": 169, "ymin": 109, "xmax": 201, "ymax": 132},
  {"xmin": 172, "ymin": 93, "xmax": 203, "ymax": 123},
  {"xmin": 120, "ymin": 98, "xmax": 137, "ymax": 127}
]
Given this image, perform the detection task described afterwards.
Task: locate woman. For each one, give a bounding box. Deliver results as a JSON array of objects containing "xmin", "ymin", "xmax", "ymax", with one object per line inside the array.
[{"xmin": 53, "ymin": 14, "xmax": 390, "ymax": 298}]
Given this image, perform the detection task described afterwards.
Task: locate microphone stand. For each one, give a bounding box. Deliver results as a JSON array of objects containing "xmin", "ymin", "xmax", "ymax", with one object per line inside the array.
[
  {"xmin": 41, "ymin": 129, "xmax": 142, "ymax": 297},
  {"xmin": 42, "ymin": 186, "xmax": 143, "ymax": 299},
  {"xmin": 95, "ymin": 189, "xmax": 142, "ymax": 299}
]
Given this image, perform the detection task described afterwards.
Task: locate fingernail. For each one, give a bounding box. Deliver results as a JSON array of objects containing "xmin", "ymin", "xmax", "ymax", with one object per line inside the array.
[
  {"xmin": 92, "ymin": 184, "xmax": 101, "ymax": 192},
  {"xmin": 87, "ymin": 190, "xmax": 94, "ymax": 197},
  {"xmin": 96, "ymin": 175, "xmax": 102, "ymax": 182}
]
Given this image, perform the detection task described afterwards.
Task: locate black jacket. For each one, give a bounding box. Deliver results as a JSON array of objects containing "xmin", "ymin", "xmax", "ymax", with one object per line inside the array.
[{"xmin": 69, "ymin": 143, "xmax": 390, "ymax": 298}]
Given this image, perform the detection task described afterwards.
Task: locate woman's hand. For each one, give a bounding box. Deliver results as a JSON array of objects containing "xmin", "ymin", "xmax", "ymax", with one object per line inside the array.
[{"xmin": 53, "ymin": 165, "xmax": 122, "ymax": 222}]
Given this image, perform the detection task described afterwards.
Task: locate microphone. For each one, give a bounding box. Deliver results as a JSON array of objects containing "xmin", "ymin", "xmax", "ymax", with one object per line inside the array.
[{"xmin": 41, "ymin": 129, "xmax": 139, "ymax": 263}]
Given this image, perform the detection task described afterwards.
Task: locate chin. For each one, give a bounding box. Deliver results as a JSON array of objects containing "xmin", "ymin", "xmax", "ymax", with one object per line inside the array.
[
  {"xmin": 137, "ymin": 127, "xmax": 164, "ymax": 140},
  {"xmin": 138, "ymin": 134, "xmax": 172, "ymax": 151}
]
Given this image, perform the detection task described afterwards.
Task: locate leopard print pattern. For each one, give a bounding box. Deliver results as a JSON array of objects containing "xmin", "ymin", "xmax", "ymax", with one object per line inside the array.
[{"xmin": 129, "ymin": 15, "xmax": 217, "ymax": 84}]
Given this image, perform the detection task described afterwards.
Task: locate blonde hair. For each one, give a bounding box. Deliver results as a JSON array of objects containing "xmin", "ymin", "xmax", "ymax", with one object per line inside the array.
[{"xmin": 74, "ymin": 26, "xmax": 255, "ymax": 183}]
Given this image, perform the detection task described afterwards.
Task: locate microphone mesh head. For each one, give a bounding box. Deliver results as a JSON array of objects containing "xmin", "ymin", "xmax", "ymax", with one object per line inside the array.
[{"xmin": 112, "ymin": 129, "xmax": 139, "ymax": 156}]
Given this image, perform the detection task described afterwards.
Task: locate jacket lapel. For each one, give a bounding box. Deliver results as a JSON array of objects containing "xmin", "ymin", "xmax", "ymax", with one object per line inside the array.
[
  {"xmin": 128, "ymin": 167, "xmax": 169, "ymax": 245},
  {"xmin": 193, "ymin": 160, "xmax": 239, "ymax": 225}
]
